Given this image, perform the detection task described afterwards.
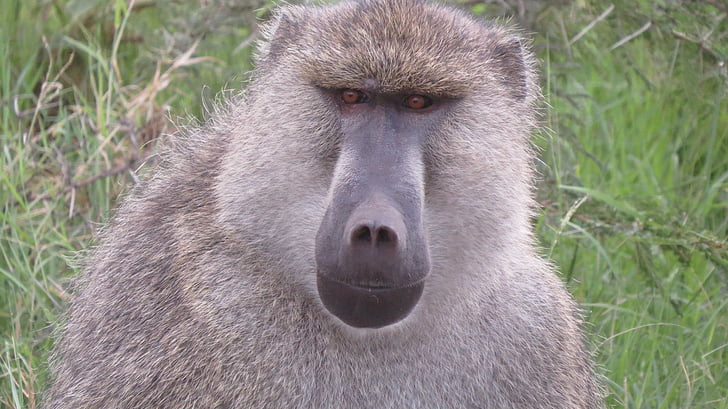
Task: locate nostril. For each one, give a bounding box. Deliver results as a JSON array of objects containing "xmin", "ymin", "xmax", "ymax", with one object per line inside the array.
[
  {"xmin": 375, "ymin": 226, "xmax": 397, "ymax": 247},
  {"xmin": 351, "ymin": 225, "xmax": 373, "ymax": 245},
  {"xmin": 349, "ymin": 224, "xmax": 398, "ymax": 248}
]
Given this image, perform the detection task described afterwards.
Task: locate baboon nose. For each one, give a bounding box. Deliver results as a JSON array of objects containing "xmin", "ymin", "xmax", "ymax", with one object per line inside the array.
[
  {"xmin": 344, "ymin": 196, "xmax": 406, "ymax": 252},
  {"xmin": 349, "ymin": 223, "xmax": 399, "ymax": 249}
]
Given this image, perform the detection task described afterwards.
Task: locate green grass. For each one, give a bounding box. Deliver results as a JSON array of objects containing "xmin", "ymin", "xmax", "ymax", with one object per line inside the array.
[
  {"xmin": 535, "ymin": 2, "xmax": 727, "ymax": 407},
  {"xmin": 1, "ymin": 1, "xmax": 726, "ymax": 408}
]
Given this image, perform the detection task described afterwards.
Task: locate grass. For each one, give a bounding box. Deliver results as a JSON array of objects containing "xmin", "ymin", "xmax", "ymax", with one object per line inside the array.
[
  {"xmin": 535, "ymin": 2, "xmax": 727, "ymax": 407},
  {"xmin": 1, "ymin": 0, "xmax": 726, "ymax": 408}
]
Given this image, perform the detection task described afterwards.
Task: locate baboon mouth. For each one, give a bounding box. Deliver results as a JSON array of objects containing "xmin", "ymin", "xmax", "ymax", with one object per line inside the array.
[
  {"xmin": 349, "ymin": 278, "xmax": 395, "ymax": 290},
  {"xmin": 316, "ymin": 274, "xmax": 425, "ymax": 329}
]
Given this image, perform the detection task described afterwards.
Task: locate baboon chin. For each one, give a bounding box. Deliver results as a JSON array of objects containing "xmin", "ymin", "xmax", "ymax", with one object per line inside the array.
[{"xmin": 45, "ymin": 0, "xmax": 603, "ymax": 407}]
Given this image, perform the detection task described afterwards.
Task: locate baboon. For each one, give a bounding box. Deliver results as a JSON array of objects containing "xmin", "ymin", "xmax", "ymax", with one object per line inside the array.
[{"xmin": 45, "ymin": 0, "xmax": 602, "ymax": 407}]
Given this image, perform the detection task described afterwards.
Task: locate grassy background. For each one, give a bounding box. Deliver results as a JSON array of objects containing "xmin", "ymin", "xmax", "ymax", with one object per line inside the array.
[{"xmin": 1, "ymin": 0, "xmax": 726, "ymax": 408}]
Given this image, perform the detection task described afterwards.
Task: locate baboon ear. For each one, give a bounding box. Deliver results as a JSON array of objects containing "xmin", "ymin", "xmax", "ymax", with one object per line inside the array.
[
  {"xmin": 490, "ymin": 38, "xmax": 529, "ymax": 101},
  {"xmin": 258, "ymin": 7, "xmax": 305, "ymax": 66}
]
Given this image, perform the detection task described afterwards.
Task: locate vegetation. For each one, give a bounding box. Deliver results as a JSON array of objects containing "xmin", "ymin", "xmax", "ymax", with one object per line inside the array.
[{"xmin": 1, "ymin": 0, "xmax": 725, "ymax": 407}]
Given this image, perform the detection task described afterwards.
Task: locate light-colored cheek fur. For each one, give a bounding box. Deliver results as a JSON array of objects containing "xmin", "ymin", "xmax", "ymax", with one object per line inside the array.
[{"xmin": 216, "ymin": 133, "xmax": 329, "ymax": 296}]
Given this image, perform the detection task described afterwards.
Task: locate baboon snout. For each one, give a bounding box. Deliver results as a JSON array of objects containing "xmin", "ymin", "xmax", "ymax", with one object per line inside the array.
[{"xmin": 316, "ymin": 195, "xmax": 429, "ymax": 329}]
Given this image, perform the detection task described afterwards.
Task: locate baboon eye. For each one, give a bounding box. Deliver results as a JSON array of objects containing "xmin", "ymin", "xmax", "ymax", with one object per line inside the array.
[
  {"xmin": 341, "ymin": 89, "xmax": 369, "ymax": 104},
  {"xmin": 403, "ymin": 94, "xmax": 433, "ymax": 110}
]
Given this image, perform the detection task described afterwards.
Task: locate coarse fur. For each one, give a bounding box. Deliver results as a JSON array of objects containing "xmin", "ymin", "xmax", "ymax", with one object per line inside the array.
[{"xmin": 44, "ymin": 0, "xmax": 603, "ymax": 407}]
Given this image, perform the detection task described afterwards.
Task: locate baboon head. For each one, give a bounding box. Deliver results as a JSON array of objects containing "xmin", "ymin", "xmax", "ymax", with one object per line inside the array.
[{"xmin": 217, "ymin": 0, "xmax": 537, "ymax": 330}]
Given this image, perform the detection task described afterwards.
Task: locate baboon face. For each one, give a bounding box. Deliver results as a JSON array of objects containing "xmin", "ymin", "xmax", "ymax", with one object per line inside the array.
[
  {"xmin": 218, "ymin": 0, "xmax": 536, "ymax": 330},
  {"xmin": 315, "ymin": 90, "xmax": 454, "ymax": 328}
]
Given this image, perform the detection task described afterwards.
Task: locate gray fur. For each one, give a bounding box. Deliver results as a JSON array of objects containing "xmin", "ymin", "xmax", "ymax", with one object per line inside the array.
[{"xmin": 44, "ymin": 0, "xmax": 602, "ymax": 407}]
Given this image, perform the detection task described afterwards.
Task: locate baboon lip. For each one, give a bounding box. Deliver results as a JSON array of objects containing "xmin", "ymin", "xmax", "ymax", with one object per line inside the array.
[
  {"xmin": 316, "ymin": 273, "xmax": 425, "ymax": 329},
  {"xmin": 317, "ymin": 273, "xmax": 424, "ymax": 291}
]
